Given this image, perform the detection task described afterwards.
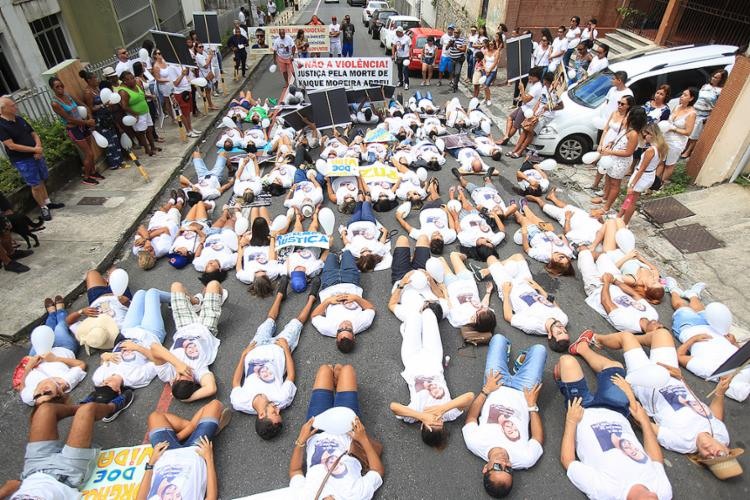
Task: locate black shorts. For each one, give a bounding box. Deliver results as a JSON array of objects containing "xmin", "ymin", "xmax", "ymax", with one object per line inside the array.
[
  {"xmin": 391, "ymin": 245, "xmax": 431, "ymax": 283},
  {"xmin": 423, "ymin": 199, "xmax": 442, "ymax": 210}
]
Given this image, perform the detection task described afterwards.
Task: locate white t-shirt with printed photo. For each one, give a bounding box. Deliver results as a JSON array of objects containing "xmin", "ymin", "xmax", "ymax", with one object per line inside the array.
[
  {"xmin": 312, "ymin": 284, "xmax": 376, "ymax": 337},
  {"xmin": 345, "ymin": 221, "xmax": 388, "ymax": 258},
  {"xmin": 230, "ymin": 343, "xmax": 296, "ymax": 414},
  {"xmin": 20, "ymin": 347, "xmax": 86, "ymax": 406},
  {"xmin": 147, "ymin": 447, "xmax": 207, "ymax": 500},
  {"xmin": 446, "ymin": 277, "xmax": 481, "ymax": 327},
  {"xmin": 367, "ymin": 180, "xmax": 395, "ymax": 200},
  {"xmin": 236, "ymin": 245, "xmax": 283, "ymax": 284},
  {"xmin": 132, "ymin": 209, "xmax": 180, "ymax": 258},
  {"xmin": 92, "ymin": 327, "xmax": 161, "ymax": 389},
  {"xmin": 399, "ymin": 351, "xmax": 462, "ymax": 423},
  {"xmin": 11, "ymin": 472, "xmax": 80, "ymax": 500},
  {"xmin": 458, "ymin": 212, "xmax": 504, "ymax": 247},
  {"xmin": 155, "ymin": 324, "xmax": 219, "ymax": 383},
  {"xmin": 264, "ymin": 164, "xmax": 297, "ymax": 187},
  {"xmin": 678, "ymin": 324, "xmax": 740, "ymax": 380},
  {"xmin": 508, "ymin": 281, "xmax": 568, "ymax": 336},
  {"xmin": 332, "ymin": 176, "xmax": 359, "ymax": 204},
  {"xmin": 470, "ymin": 186, "xmax": 507, "ymax": 212},
  {"xmin": 585, "ymin": 284, "xmax": 658, "ymax": 333},
  {"xmin": 396, "ymin": 173, "xmax": 426, "ymax": 200},
  {"xmin": 194, "ymin": 175, "xmax": 222, "ymax": 200},
  {"xmin": 409, "ymin": 208, "xmax": 457, "ymax": 244},
  {"xmin": 284, "ymin": 181, "xmax": 324, "ymax": 209},
  {"xmin": 192, "ymin": 229, "xmax": 238, "ymax": 272},
  {"xmin": 287, "ymin": 247, "xmax": 324, "ymax": 276},
  {"xmin": 527, "ymin": 230, "xmax": 573, "ymax": 264}
]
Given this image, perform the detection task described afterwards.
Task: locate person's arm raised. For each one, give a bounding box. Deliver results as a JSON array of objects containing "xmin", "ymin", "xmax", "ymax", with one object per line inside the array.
[
  {"xmin": 561, "ymin": 397, "xmax": 583, "ymax": 470},
  {"xmin": 351, "ymin": 419, "xmax": 384, "ymax": 477},
  {"xmin": 611, "ymin": 374, "xmax": 663, "ymax": 463},
  {"xmin": 182, "ymin": 372, "xmax": 217, "ymax": 402}
]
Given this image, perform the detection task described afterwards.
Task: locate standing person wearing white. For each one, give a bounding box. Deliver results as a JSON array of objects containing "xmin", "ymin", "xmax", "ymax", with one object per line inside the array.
[
  {"xmin": 114, "ymin": 47, "xmax": 134, "ymax": 77},
  {"xmin": 267, "ymin": 0, "xmax": 277, "ymax": 20},
  {"xmin": 462, "ymin": 332, "xmax": 545, "ymax": 498},
  {"xmin": 393, "ymin": 27, "xmax": 412, "ymax": 89},
  {"xmin": 193, "ymin": 44, "xmax": 219, "ymax": 110},
  {"xmin": 660, "ymin": 87, "xmax": 697, "ymax": 184},
  {"xmin": 548, "ymin": 26, "xmax": 569, "ymax": 73},
  {"xmin": 600, "ymin": 71, "xmax": 633, "ymax": 137},
  {"xmin": 586, "ymin": 43, "xmax": 609, "ymax": 76},
  {"xmin": 557, "ymin": 354, "xmax": 673, "ymax": 500},
  {"xmin": 329, "ymin": 16, "xmax": 342, "ymax": 57},
  {"xmin": 580, "ymin": 18, "xmax": 599, "ymax": 48}
]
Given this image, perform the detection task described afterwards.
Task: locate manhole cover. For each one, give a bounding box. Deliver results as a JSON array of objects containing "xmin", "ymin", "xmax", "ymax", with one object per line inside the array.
[
  {"xmin": 642, "ymin": 197, "xmax": 695, "ymax": 224},
  {"xmin": 660, "ymin": 224, "xmax": 724, "ymax": 254},
  {"xmin": 77, "ymin": 197, "xmax": 107, "ymax": 206}
]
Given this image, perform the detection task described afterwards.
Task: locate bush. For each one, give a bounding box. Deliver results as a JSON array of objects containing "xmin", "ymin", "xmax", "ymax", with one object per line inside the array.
[{"xmin": 0, "ymin": 117, "xmax": 77, "ymax": 193}]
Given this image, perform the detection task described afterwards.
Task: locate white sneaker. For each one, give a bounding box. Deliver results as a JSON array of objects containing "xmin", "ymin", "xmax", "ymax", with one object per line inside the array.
[
  {"xmin": 404, "ymin": 83, "xmax": 409, "ymax": 90},
  {"xmin": 662, "ymin": 277, "xmax": 683, "ymax": 296},
  {"xmin": 684, "ymin": 282, "xmax": 706, "ymax": 299},
  {"xmin": 187, "ymin": 131, "xmax": 200, "ymax": 138},
  {"xmin": 485, "ymin": 100, "xmax": 491, "ymax": 106}
]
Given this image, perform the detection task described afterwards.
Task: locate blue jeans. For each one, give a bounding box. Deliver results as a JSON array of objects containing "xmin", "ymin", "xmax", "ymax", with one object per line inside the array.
[
  {"xmin": 149, "ymin": 418, "xmax": 218, "ymax": 449},
  {"xmin": 557, "ymin": 366, "xmax": 630, "ymax": 417},
  {"xmin": 415, "ymin": 91, "xmax": 433, "ymax": 102},
  {"xmin": 121, "ymin": 288, "xmax": 171, "ymax": 343},
  {"xmin": 193, "ymin": 155, "xmax": 227, "ymax": 182},
  {"xmin": 31, "ymin": 310, "xmax": 78, "ymax": 356},
  {"xmin": 293, "ymin": 167, "xmax": 324, "ymax": 185},
  {"xmin": 348, "ymin": 201, "xmax": 377, "ymax": 226},
  {"xmin": 342, "ymin": 42, "xmax": 353, "ymax": 57},
  {"xmin": 252, "ymin": 318, "xmax": 303, "ymax": 351},
  {"xmin": 395, "ymin": 57, "xmax": 410, "ymax": 85},
  {"xmin": 562, "ymin": 48, "xmax": 574, "ymax": 72},
  {"xmin": 484, "ymin": 334, "xmax": 546, "ymax": 390},
  {"xmin": 466, "ymin": 51, "xmax": 475, "ymax": 80},
  {"xmin": 322, "ymin": 250, "xmax": 360, "ymax": 288}
]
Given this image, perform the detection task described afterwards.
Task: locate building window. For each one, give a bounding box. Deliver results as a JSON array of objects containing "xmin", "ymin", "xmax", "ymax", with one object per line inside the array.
[
  {"xmin": 0, "ymin": 45, "xmax": 20, "ymax": 94},
  {"xmin": 29, "ymin": 14, "xmax": 72, "ymax": 69}
]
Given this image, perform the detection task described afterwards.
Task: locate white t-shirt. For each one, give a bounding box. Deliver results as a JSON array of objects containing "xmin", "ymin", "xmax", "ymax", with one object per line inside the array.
[
  {"xmin": 115, "ymin": 59, "xmax": 134, "ymax": 77},
  {"xmin": 284, "ymin": 181, "xmax": 324, "ymax": 209},
  {"xmin": 11, "ymin": 472, "xmax": 80, "ymax": 500},
  {"xmin": 147, "ymin": 448, "xmax": 207, "ymax": 500},
  {"xmin": 289, "ymin": 433, "xmax": 383, "ymax": 500},
  {"xmin": 603, "ymin": 87, "xmax": 634, "ymax": 122},
  {"xmin": 531, "ymin": 45, "xmax": 551, "ymax": 68},
  {"xmin": 409, "ymin": 208, "xmax": 457, "ymax": 244},
  {"xmin": 394, "ymin": 35, "xmax": 411, "ymax": 58},
  {"xmin": 132, "ymin": 209, "xmax": 180, "ymax": 258},
  {"xmin": 470, "ymin": 186, "xmax": 506, "ymax": 212},
  {"xmin": 92, "ymin": 327, "xmax": 161, "ymax": 389},
  {"xmin": 566, "ymin": 26, "xmax": 582, "ymax": 48},
  {"xmin": 367, "ymin": 180, "xmax": 395, "ymax": 201},
  {"xmin": 73, "ymin": 294, "xmax": 129, "ymax": 332},
  {"xmin": 194, "ymin": 175, "xmax": 222, "ymax": 200},
  {"xmin": 345, "ymin": 221, "xmax": 388, "ymax": 258},
  {"xmin": 273, "ymin": 35, "xmax": 295, "ymax": 60},
  {"xmin": 458, "ymin": 212, "xmax": 504, "ymax": 247},
  {"xmin": 395, "ymin": 172, "xmax": 426, "ymax": 200},
  {"xmin": 165, "ymin": 64, "xmax": 191, "ymax": 92},
  {"xmin": 20, "ymin": 347, "xmax": 86, "ymax": 406},
  {"xmin": 588, "ymin": 55, "xmax": 609, "ymax": 76},
  {"xmin": 287, "ymin": 247, "xmax": 324, "ymax": 276},
  {"xmin": 446, "ymin": 277, "xmax": 480, "ymax": 327},
  {"xmin": 312, "ymin": 286, "xmax": 376, "ymax": 337},
  {"xmin": 265, "ymin": 164, "xmax": 296, "ymax": 187},
  {"xmin": 171, "ymin": 228, "xmax": 201, "ymax": 255},
  {"xmin": 155, "ymin": 324, "xmax": 220, "ymax": 383},
  {"xmin": 585, "ymin": 285, "xmax": 658, "ymax": 333},
  {"xmin": 329, "ymin": 23, "xmax": 341, "ymax": 42},
  {"xmin": 567, "ymin": 407, "xmax": 672, "ymax": 500},
  {"xmin": 332, "ymin": 176, "xmax": 359, "ymax": 204},
  {"xmin": 508, "ymin": 281, "xmax": 568, "ymax": 336},
  {"xmin": 230, "ymin": 343, "xmax": 296, "ymax": 414},
  {"xmin": 194, "ymin": 52, "xmax": 212, "ymax": 79},
  {"xmin": 527, "ymin": 230, "xmax": 573, "ymax": 263},
  {"xmin": 399, "ymin": 351, "xmax": 462, "ymax": 423},
  {"xmin": 440, "ymin": 34, "xmax": 454, "ymax": 51},
  {"xmin": 522, "ymin": 81, "xmax": 543, "ymax": 114},
  {"xmin": 678, "ymin": 325, "xmax": 739, "ymax": 380},
  {"xmin": 236, "ymin": 245, "xmax": 283, "ymax": 284},
  {"xmin": 462, "ymin": 387, "xmax": 543, "ymax": 468},
  {"xmin": 192, "ymin": 229, "xmax": 238, "ymax": 272},
  {"xmin": 518, "ymin": 169, "xmax": 550, "ymax": 193}
]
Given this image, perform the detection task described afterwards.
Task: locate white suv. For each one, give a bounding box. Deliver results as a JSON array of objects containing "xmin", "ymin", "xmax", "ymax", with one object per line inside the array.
[
  {"xmin": 380, "ymin": 15, "xmax": 420, "ymax": 54},
  {"xmin": 362, "ymin": 1, "xmax": 389, "ymax": 26},
  {"xmin": 533, "ymin": 44, "xmax": 736, "ymax": 163}
]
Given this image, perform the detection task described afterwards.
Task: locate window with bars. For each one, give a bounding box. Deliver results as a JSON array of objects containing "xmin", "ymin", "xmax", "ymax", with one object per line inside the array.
[
  {"xmin": 0, "ymin": 44, "xmax": 20, "ymax": 94},
  {"xmin": 29, "ymin": 14, "xmax": 72, "ymax": 69}
]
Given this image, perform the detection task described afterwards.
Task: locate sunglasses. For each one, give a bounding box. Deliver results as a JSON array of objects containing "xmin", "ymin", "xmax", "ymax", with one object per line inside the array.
[
  {"xmin": 491, "ymin": 463, "xmax": 513, "ymax": 475},
  {"xmin": 154, "ymin": 51, "xmax": 161, "ymax": 55},
  {"xmin": 33, "ymin": 390, "xmax": 54, "ymax": 400},
  {"xmin": 198, "ymin": 46, "xmax": 204, "ymax": 49}
]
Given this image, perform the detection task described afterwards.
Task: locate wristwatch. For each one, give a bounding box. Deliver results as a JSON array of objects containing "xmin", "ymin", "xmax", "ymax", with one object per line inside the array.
[
  {"xmin": 144, "ymin": 463, "xmax": 154, "ymax": 471},
  {"xmin": 527, "ymin": 405, "xmax": 539, "ymax": 412},
  {"xmin": 480, "ymin": 389, "xmax": 490, "ymax": 397}
]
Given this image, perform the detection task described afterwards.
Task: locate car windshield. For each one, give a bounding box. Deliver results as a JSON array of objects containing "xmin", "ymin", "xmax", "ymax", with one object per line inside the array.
[
  {"xmin": 398, "ymin": 20, "xmax": 420, "ymax": 30},
  {"xmin": 569, "ymin": 68, "xmax": 616, "ymax": 108},
  {"xmin": 378, "ymin": 11, "xmax": 395, "ymax": 21},
  {"xmin": 369, "ymin": 1, "xmax": 388, "ymax": 8}
]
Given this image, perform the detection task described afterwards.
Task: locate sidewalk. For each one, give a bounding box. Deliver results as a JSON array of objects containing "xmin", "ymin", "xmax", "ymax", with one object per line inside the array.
[{"xmin": 0, "ymin": 6, "xmax": 306, "ymax": 340}]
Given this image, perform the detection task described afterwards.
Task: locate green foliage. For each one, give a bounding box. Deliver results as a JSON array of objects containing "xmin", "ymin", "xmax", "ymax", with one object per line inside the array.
[
  {"xmin": 650, "ymin": 162, "xmax": 693, "ymax": 198},
  {"xmin": 616, "ymin": 6, "xmax": 644, "ymax": 21},
  {"xmin": 0, "ymin": 157, "xmax": 23, "ymax": 193},
  {"xmin": 476, "ymin": 17, "xmax": 486, "ymax": 28},
  {"xmin": 735, "ymin": 174, "xmax": 750, "ymax": 187}
]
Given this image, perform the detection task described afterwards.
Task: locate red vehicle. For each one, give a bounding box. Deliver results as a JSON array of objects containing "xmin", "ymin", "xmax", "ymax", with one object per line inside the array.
[{"xmin": 407, "ymin": 28, "xmax": 444, "ymax": 72}]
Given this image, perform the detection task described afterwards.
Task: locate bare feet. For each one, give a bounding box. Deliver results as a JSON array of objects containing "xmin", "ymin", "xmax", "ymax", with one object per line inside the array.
[{"xmin": 591, "ymin": 197, "xmax": 603, "ymax": 204}]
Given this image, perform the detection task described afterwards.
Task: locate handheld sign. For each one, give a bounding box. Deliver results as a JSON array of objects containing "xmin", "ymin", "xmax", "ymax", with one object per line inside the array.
[
  {"xmin": 150, "ymin": 31, "xmax": 197, "ymax": 67},
  {"xmin": 506, "ymin": 33, "xmax": 533, "ymax": 83},
  {"xmin": 708, "ymin": 341, "xmax": 750, "ymax": 381},
  {"xmin": 193, "ymin": 11, "xmax": 221, "ymax": 44},
  {"xmin": 326, "ymin": 158, "xmax": 359, "ymax": 177},
  {"xmin": 308, "ymin": 87, "xmax": 351, "ymax": 131}
]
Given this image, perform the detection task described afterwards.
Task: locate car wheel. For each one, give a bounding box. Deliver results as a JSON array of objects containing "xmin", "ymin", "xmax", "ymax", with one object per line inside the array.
[{"xmin": 554, "ymin": 134, "xmax": 591, "ymax": 164}]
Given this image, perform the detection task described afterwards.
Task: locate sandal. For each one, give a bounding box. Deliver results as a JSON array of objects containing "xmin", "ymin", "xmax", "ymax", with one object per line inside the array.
[
  {"xmin": 54, "ymin": 295, "xmax": 64, "ymax": 310},
  {"xmin": 505, "ymin": 152, "xmax": 521, "ymax": 159}
]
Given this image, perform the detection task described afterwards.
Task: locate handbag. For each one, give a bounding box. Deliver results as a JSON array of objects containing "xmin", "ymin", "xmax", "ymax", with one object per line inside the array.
[{"xmin": 461, "ymin": 326, "xmax": 493, "ymax": 346}]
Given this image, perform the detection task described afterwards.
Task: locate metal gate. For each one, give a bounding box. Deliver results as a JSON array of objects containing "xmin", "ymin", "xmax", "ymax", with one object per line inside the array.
[
  {"xmin": 620, "ymin": 0, "xmax": 668, "ymax": 39},
  {"xmin": 669, "ymin": 0, "xmax": 750, "ymax": 46}
]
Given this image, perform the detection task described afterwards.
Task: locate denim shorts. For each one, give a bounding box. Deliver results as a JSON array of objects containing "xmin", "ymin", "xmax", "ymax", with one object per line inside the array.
[
  {"xmin": 22, "ymin": 440, "xmax": 98, "ymax": 488},
  {"xmin": 87, "ymin": 285, "xmax": 133, "ymax": 304},
  {"xmin": 557, "ymin": 366, "xmax": 630, "ymax": 417},
  {"xmin": 484, "ymin": 70, "xmax": 498, "ymax": 86},
  {"xmin": 439, "ymin": 56, "xmax": 454, "ymax": 73},
  {"xmin": 391, "ymin": 245, "xmax": 430, "ymax": 283},
  {"xmin": 306, "ymin": 389, "xmax": 360, "ymax": 420},
  {"xmin": 671, "ymin": 307, "xmax": 708, "ymax": 338},
  {"xmin": 13, "ymin": 157, "xmax": 49, "ymax": 187},
  {"xmin": 150, "ymin": 418, "xmax": 219, "ymax": 449}
]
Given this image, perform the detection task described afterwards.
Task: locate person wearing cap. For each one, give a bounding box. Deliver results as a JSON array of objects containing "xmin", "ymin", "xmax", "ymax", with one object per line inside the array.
[
  {"xmin": 311, "ymin": 250, "xmax": 375, "ymax": 353},
  {"xmin": 393, "ymin": 26, "xmax": 412, "ymax": 90},
  {"xmin": 438, "ymin": 25, "xmax": 456, "ymax": 86},
  {"xmin": 557, "ymin": 353, "xmax": 672, "ymax": 498},
  {"xmin": 132, "ymin": 191, "xmax": 184, "ymax": 270},
  {"xmin": 329, "ymin": 16, "xmax": 342, "ymax": 57},
  {"xmin": 273, "ymin": 207, "xmax": 328, "ymax": 293},
  {"xmin": 151, "ymin": 280, "xmax": 224, "ymax": 402},
  {"xmin": 574, "ymin": 328, "xmax": 742, "ymax": 478},
  {"xmin": 341, "ymin": 15, "xmax": 355, "ymax": 57},
  {"xmin": 395, "ymin": 189, "xmax": 457, "ymax": 255},
  {"xmin": 231, "ymin": 275, "xmax": 318, "ymax": 439}
]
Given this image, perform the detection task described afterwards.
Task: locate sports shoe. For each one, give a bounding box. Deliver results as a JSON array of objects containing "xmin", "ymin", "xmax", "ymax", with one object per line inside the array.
[
  {"xmin": 467, "ymin": 261, "xmax": 485, "ymax": 282},
  {"xmin": 450, "ymin": 167, "xmax": 461, "ymax": 180},
  {"xmin": 485, "ymin": 100, "xmax": 491, "ymax": 106},
  {"xmin": 662, "ymin": 277, "xmax": 683, "ymax": 295},
  {"xmin": 40, "ymin": 206, "xmax": 52, "ymax": 221},
  {"xmin": 404, "ymin": 83, "xmax": 409, "ymax": 90},
  {"xmin": 513, "ymin": 350, "xmax": 528, "ymax": 374},
  {"xmin": 485, "ymin": 166, "xmax": 496, "ymax": 180},
  {"xmin": 3, "ymin": 260, "xmax": 30, "ymax": 273},
  {"xmin": 102, "ymin": 389, "xmax": 134, "ymax": 423},
  {"xmin": 569, "ymin": 329, "xmax": 597, "ymax": 356},
  {"xmin": 308, "ymin": 276, "xmax": 321, "ymax": 297},
  {"xmin": 10, "ymin": 249, "xmax": 33, "ymax": 259},
  {"xmin": 47, "ymin": 202, "xmax": 65, "ymax": 210},
  {"xmin": 82, "ymin": 177, "xmax": 99, "ymax": 186},
  {"xmin": 684, "ymin": 282, "xmax": 706, "ymax": 299},
  {"xmin": 276, "ymin": 275, "xmax": 289, "ymax": 299}
]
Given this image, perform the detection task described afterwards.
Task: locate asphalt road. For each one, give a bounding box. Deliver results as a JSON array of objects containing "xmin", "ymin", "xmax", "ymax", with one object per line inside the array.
[{"xmin": 0, "ymin": 3, "xmax": 747, "ymax": 499}]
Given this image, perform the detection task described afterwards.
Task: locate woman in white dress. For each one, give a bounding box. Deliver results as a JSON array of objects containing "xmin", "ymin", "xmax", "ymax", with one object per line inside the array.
[
  {"xmin": 591, "ymin": 95, "xmax": 634, "ymax": 192},
  {"xmin": 619, "ymin": 123, "xmax": 667, "ymax": 224},
  {"xmin": 660, "ymin": 87, "xmax": 697, "ymax": 184}
]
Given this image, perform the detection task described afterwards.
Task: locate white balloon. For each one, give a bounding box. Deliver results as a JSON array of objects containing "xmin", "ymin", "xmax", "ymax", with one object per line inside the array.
[
  {"xmin": 615, "ymin": 228, "xmax": 636, "ymax": 252},
  {"xmin": 481, "ymin": 120, "xmax": 491, "ymax": 135},
  {"xmin": 478, "ymin": 75, "xmax": 487, "ymax": 85},
  {"xmin": 269, "ymin": 64, "xmax": 277, "ymax": 73},
  {"xmin": 271, "ymin": 214, "xmax": 289, "ymax": 232},
  {"xmin": 592, "ymin": 116, "xmax": 606, "ymax": 130},
  {"xmin": 523, "ymin": 108, "xmax": 534, "ymax": 119},
  {"xmin": 318, "ymin": 207, "xmax": 336, "ymax": 236},
  {"xmin": 221, "ymin": 116, "xmax": 238, "ymax": 129},
  {"xmin": 315, "ymin": 159, "xmax": 328, "ymax": 175},
  {"xmin": 597, "ymin": 155, "xmax": 614, "ymax": 173},
  {"xmin": 31, "ymin": 325, "xmax": 55, "ymax": 355},
  {"xmin": 92, "ymin": 131, "xmax": 109, "ymax": 148},
  {"xmin": 657, "ymin": 120, "xmax": 672, "ymax": 133},
  {"xmin": 109, "ymin": 269, "xmax": 129, "ymax": 296},
  {"xmin": 425, "ymin": 257, "xmax": 444, "ymax": 283},
  {"xmin": 234, "ymin": 217, "xmax": 249, "ymax": 235},
  {"xmin": 469, "ymin": 97, "xmax": 479, "ymax": 111},
  {"xmin": 626, "ymin": 364, "xmax": 671, "ymax": 388},
  {"xmin": 582, "ymin": 151, "xmax": 600, "ymax": 165},
  {"xmin": 120, "ymin": 133, "xmax": 133, "ymax": 150},
  {"xmin": 409, "ymin": 270, "xmax": 428, "ymax": 290},
  {"xmin": 402, "ymin": 59, "xmax": 409, "ymax": 67},
  {"xmin": 513, "ymin": 228, "xmax": 523, "ymax": 245},
  {"xmin": 313, "ymin": 406, "xmax": 356, "ymax": 435},
  {"xmin": 138, "ymin": 48, "xmax": 149, "ymax": 62},
  {"xmin": 122, "ymin": 115, "xmax": 137, "ymax": 127},
  {"xmin": 539, "ymin": 159, "xmax": 557, "ymax": 171},
  {"xmin": 99, "ymin": 88, "xmax": 113, "ymax": 103},
  {"xmin": 705, "ymin": 302, "xmax": 732, "ymax": 334},
  {"xmin": 567, "ymin": 68, "xmax": 577, "ymax": 79},
  {"xmin": 416, "ymin": 167, "xmax": 427, "ymax": 182},
  {"xmin": 192, "ymin": 77, "xmax": 208, "ymax": 87},
  {"xmin": 261, "ymin": 118, "xmax": 270, "ymax": 128},
  {"xmin": 434, "ymin": 137, "xmax": 445, "ymax": 152},
  {"xmin": 108, "ymin": 92, "xmax": 121, "ymax": 105},
  {"xmin": 396, "ymin": 201, "xmax": 411, "ymax": 217},
  {"xmin": 447, "ymin": 199, "xmax": 461, "ymax": 213},
  {"xmin": 77, "ymin": 105, "xmax": 88, "ymax": 120}
]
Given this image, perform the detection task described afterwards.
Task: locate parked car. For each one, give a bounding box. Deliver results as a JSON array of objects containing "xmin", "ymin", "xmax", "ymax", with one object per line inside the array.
[
  {"xmin": 362, "ymin": 1, "xmax": 389, "ymax": 26},
  {"xmin": 532, "ymin": 44, "xmax": 737, "ymax": 163},
  {"xmin": 369, "ymin": 8, "xmax": 397, "ymax": 40},
  {"xmin": 380, "ymin": 15, "xmax": 421, "ymax": 54},
  {"xmin": 407, "ymin": 28, "xmax": 444, "ymax": 72},
  {"xmin": 348, "ymin": 0, "xmax": 366, "ymax": 5}
]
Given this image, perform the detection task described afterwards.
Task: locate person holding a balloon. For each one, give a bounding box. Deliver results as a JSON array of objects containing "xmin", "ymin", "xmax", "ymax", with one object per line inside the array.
[
  {"xmin": 64, "ymin": 269, "xmax": 132, "ymax": 338},
  {"xmin": 79, "ymin": 70, "xmax": 125, "ymax": 170},
  {"xmin": 118, "ymin": 71, "xmax": 157, "ymax": 156}
]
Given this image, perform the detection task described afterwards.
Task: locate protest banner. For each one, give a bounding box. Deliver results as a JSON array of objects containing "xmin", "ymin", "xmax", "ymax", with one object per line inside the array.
[
  {"xmin": 150, "ymin": 31, "xmax": 196, "ymax": 67},
  {"xmin": 506, "ymin": 33, "xmax": 533, "ymax": 83},
  {"xmin": 359, "ymin": 163, "xmax": 400, "ymax": 183},
  {"xmin": 193, "ymin": 11, "xmax": 221, "ymax": 45},
  {"xmin": 80, "ymin": 445, "xmax": 152, "ymax": 499},
  {"xmin": 364, "ymin": 128, "xmax": 396, "ymax": 143},
  {"xmin": 276, "ymin": 232, "xmax": 330, "ymax": 250},
  {"xmin": 293, "ymin": 58, "xmax": 392, "ymax": 90},
  {"xmin": 248, "ymin": 25, "xmax": 329, "ymax": 54},
  {"xmin": 326, "ymin": 158, "xmax": 359, "ymax": 177}
]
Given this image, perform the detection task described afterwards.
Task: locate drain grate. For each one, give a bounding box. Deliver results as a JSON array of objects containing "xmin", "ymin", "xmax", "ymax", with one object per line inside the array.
[
  {"xmin": 77, "ymin": 197, "xmax": 107, "ymax": 206},
  {"xmin": 660, "ymin": 224, "xmax": 724, "ymax": 254},
  {"xmin": 642, "ymin": 197, "xmax": 695, "ymax": 224}
]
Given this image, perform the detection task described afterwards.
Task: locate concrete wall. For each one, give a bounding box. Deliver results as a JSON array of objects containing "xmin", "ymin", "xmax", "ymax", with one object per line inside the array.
[
  {"xmin": 485, "ymin": 0, "xmax": 508, "ymax": 31},
  {"xmin": 182, "ymin": 0, "xmax": 204, "ymax": 26},
  {"xmin": 58, "ymin": 0, "xmax": 122, "ymax": 64},
  {"xmin": 433, "ymin": 0, "xmax": 482, "ymax": 30},
  {"xmin": 503, "ymin": 0, "xmax": 620, "ymax": 30}
]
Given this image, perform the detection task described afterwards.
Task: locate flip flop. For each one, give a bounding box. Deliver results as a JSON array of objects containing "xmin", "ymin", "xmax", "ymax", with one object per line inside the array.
[{"xmin": 451, "ymin": 167, "xmax": 461, "ymax": 180}]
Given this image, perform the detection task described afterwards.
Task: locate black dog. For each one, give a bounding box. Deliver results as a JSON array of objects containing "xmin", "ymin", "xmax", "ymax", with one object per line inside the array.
[{"xmin": 0, "ymin": 214, "xmax": 44, "ymax": 248}]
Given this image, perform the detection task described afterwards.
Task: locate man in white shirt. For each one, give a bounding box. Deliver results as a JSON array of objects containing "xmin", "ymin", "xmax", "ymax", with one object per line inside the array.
[
  {"xmin": 548, "ymin": 26, "xmax": 569, "ymax": 73},
  {"xmin": 329, "ymin": 16, "xmax": 342, "ymax": 57},
  {"xmin": 289, "ymin": 364, "xmax": 384, "ymax": 499},
  {"xmin": 462, "ymin": 333, "xmax": 545, "ymax": 498},
  {"xmin": 557, "ymin": 352, "xmax": 673, "ymax": 499},
  {"xmin": 152, "ymin": 280, "xmax": 224, "ymax": 402},
  {"xmin": 448, "ymin": 186, "xmax": 505, "ymax": 262},
  {"xmin": 602, "ymin": 71, "xmax": 633, "ymax": 125},
  {"xmin": 180, "ymin": 151, "xmax": 232, "ymax": 202},
  {"xmin": 312, "ymin": 250, "xmax": 376, "ymax": 352},
  {"xmin": 231, "ymin": 276, "xmax": 318, "ymax": 439},
  {"xmin": 527, "ymin": 187, "xmax": 601, "ymax": 245},
  {"xmin": 114, "ymin": 47, "xmax": 134, "ymax": 77},
  {"xmin": 273, "ymin": 28, "xmax": 295, "ymax": 85},
  {"xmin": 138, "ymin": 399, "xmax": 230, "ymax": 500},
  {"xmin": 393, "ymin": 26, "xmax": 412, "ymax": 89},
  {"xmin": 587, "ymin": 43, "xmax": 609, "ymax": 77},
  {"xmin": 132, "ymin": 192, "xmax": 183, "ymax": 270},
  {"xmin": 395, "ymin": 194, "xmax": 457, "ymax": 255}
]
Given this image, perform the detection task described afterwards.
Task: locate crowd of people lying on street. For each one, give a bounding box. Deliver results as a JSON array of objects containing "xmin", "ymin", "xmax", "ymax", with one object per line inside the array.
[{"xmin": 4, "ymin": 89, "xmax": 748, "ymax": 500}]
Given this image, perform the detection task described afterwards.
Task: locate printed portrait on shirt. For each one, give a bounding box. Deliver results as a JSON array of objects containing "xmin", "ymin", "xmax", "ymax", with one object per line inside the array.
[
  {"xmin": 311, "ymin": 438, "xmax": 348, "ymax": 478},
  {"xmin": 113, "ymin": 339, "xmax": 144, "ymax": 363},
  {"xmin": 425, "ymin": 215, "xmax": 446, "ymax": 229},
  {"xmin": 591, "ymin": 422, "xmax": 648, "ymax": 464},
  {"xmin": 415, "ymin": 375, "xmax": 447, "ymax": 400},
  {"xmin": 204, "ymin": 236, "xmax": 225, "ymax": 251},
  {"xmin": 488, "ymin": 405, "xmax": 521, "ymax": 442},
  {"xmin": 148, "ymin": 467, "xmax": 186, "ymax": 500},
  {"xmin": 456, "ymin": 292, "xmax": 480, "ymax": 308},
  {"xmin": 246, "ymin": 358, "xmax": 276, "ymax": 383},
  {"xmin": 519, "ymin": 291, "xmax": 554, "ymax": 308},
  {"xmin": 351, "ymin": 226, "xmax": 376, "ymax": 240},
  {"xmin": 659, "ymin": 385, "xmax": 711, "ymax": 417},
  {"xmin": 613, "ymin": 294, "xmax": 647, "ymax": 312},
  {"xmin": 247, "ymin": 251, "xmax": 268, "ymax": 264},
  {"xmin": 468, "ymin": 218, "xmax": 490, "ymax": 233},
  {"xmin": 174, "ymin": 337, "xmax": 201, "ymax": 360}
]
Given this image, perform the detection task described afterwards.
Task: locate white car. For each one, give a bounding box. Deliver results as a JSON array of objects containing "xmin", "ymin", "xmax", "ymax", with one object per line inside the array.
[
  {"xmin": 380, "ymin": 15, "xmax": 420, "ymax": 54},
  {"xmin": 362, "ymin": 1, "xmax": 389, "ymax": 26},
  {"xmin": 533, "ymin": 44, "xmax": 736, "ymax": 163}
]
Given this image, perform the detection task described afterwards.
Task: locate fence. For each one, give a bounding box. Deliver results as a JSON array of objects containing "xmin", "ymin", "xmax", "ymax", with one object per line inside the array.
[{"xmin": 0, "ymin": 87, "xmax": 55, "ymax": 159}]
